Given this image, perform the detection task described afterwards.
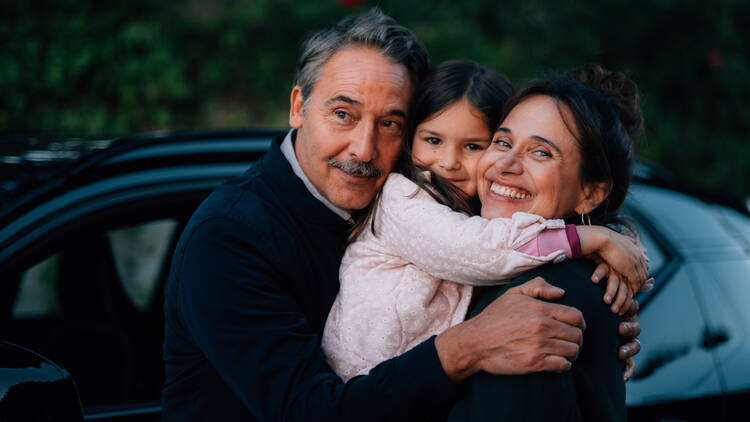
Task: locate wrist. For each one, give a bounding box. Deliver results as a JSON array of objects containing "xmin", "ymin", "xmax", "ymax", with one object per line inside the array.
[
  {"xmin": 577, "ymin": 225, "xmax": 607, "ymax": 256},
  {"xmin": 435, "ymin": 322, "xmax": 481, "ymax": 384}
]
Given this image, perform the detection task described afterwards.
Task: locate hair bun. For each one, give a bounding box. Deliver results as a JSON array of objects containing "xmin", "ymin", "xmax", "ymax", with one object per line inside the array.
[{"xmin": 572, "ymin": 63, "xmax": 644, "ymax": 140}]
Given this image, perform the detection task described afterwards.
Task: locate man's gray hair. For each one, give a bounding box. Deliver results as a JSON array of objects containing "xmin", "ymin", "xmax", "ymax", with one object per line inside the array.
[{"xmin": 294, "ymin": 9, "xmax": 428, "ymax": 111}]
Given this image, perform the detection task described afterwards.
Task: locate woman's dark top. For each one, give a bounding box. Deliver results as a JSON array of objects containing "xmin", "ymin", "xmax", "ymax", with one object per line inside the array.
[{"xmin": 448, "ymin": 259, "xmax": 625, "ymax": 422}]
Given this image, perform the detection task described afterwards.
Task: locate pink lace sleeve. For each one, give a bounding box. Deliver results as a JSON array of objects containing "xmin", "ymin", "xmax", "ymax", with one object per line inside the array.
[{"xmin": 374, "ymin": 173, "xmax": 571, "ymax": 286}]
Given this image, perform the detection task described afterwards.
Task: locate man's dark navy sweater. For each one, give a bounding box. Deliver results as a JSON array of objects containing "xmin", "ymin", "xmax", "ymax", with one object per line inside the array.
[{"xmin": 162, "ymin": 134, "xmax": 457, "ymax": 421}]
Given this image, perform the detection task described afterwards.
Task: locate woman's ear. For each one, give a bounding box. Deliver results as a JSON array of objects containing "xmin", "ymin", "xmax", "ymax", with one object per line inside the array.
[
  {"xmin": 575, "ymin": 182, "xmax": 611, "ymax": 215},
  {"xmin": 289, "ymin": 85, "xmax": 305, "ymax": 129}
]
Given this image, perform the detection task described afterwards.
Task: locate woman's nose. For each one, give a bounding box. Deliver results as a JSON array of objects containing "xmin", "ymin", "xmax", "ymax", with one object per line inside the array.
[{"xmin": 494, "ymin": 151, "xmax": 522, "ymax": 174}]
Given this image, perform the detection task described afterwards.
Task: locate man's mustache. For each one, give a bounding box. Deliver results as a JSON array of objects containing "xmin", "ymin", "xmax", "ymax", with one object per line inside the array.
[{"xmin": 327, "ymin": 158, "xmax": 383, "ymax": 178}]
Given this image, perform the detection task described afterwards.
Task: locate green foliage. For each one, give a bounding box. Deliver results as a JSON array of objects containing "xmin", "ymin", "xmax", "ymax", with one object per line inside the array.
[{"xmin": 1, "ymin": 0, "xmax": 748, "ymax": 198}]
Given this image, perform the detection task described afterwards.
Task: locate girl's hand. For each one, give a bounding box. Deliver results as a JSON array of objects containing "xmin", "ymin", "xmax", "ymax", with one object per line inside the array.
[
  {"xmin": 578, "ymin": 226, "xmax": 650, "ymax": 293},
  {"xmin": 591, "ymin": 262, "xmax": 655, "ymax": 315}
]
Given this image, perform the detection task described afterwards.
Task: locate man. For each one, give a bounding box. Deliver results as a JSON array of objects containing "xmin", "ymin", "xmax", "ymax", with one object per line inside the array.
[{"xmin": 162, "ymin": 9, "xmax": 641, "ymax": 421}]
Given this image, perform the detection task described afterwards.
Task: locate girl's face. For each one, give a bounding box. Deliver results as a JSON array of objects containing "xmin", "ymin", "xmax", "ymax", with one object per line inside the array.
[
  {"xmin": 477, "ymin": 94, "xmax": 592, "ymax": 220},
  {"xmin": 411, "ymin": 100, "xmax": 491, "ymax": 197}
]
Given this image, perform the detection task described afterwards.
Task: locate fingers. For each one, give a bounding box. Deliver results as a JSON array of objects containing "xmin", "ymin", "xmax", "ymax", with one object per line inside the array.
[
  {"xmin": 540, "ymin": 356, "xmax": 573, "ymax": 374},
  {"xmin": 612, "ymin": 283, "xmax": 633, "ymax": 315},
  {"xmin": 641, "ymin": 277, "xmax": 655, "ymax": 292},
  {"xmin": 545, "ymin": 316, "xmax": 585, "ymax": 347},
  {"xmin": 623, "ymin": 357, "xmax": 636, "ymax": 382},
  {"xmin": 618, "ymin": 319, "xmax": 641, "ymax": 338},
  {"xmin": 623, "ymin": 299, "xmax": 640, "ymax": 318},
  {"xmin": 619, "ymin": 337, "xmax": 641, "ymax": 360},
  {"xmin": 507, "ymin": 277, "xmax": 565, "ymax": 300},
  {"xmin": 604, "ymin": 271, "xmax": 620, "ymax": 304},
  {"xmin": 538, "ymin": 339, "xmax": 581, "ymax": 373},
  {"xmin": 544, "ymin": 301, "xmax": 586, "ymax": 332},
  {"xmin": 591, "ymin": 262, "xmax": 609, "ymax": 284}
]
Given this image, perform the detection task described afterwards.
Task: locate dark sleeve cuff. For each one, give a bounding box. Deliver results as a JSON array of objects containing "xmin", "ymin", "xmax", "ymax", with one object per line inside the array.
[{"xmin": 565, "ymin": 224, "xmax": 583, "ymax": 258}]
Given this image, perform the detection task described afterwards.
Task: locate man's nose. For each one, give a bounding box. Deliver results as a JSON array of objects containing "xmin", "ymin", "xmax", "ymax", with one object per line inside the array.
[{"xmin": 348, "ymin": 121, "xmax": 378, "ymax": 162}]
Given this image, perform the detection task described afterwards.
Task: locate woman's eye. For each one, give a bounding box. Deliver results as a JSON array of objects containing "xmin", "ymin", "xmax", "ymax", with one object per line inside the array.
[
  {"xmin": 425, "ymin": 137, "xmax": 441, "ymax": 145},
  {"xmin": 465, "ymin": 143, "xmax": 485, "ymax": 152},
  {"xmin": 493, "ymin": 138, "xmax": 511, "ymax": 149},
  {"xmin": 533, "ymin": 149, "xmax": 552, "ymax": 158}
]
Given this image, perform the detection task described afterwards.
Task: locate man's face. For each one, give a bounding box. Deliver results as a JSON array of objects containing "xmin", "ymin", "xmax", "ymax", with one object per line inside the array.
[{"xmin": 289, "ymin": 46, "xmax": 412, "ymax": 211}]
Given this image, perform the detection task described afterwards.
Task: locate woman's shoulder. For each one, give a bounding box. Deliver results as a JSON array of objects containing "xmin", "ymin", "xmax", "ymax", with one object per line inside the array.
[{"xmin": 469, "ymin": 259, "xmax": 615, "ymax": 326}]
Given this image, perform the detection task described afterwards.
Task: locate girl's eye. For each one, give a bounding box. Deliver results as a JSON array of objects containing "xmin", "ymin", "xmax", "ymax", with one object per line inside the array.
[
  {"xmin": 465, "ymin": 143, "xmax": 485, "ymax": 152},
  {"xmin": 425, "ymin": 137, "xmax": 441, "ymax": 145}
]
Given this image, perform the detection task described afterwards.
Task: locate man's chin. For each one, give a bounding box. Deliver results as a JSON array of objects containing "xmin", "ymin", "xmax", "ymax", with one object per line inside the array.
[{"xmin": 327, "ymin": 187, "xmax": 379, "ymax": 211}]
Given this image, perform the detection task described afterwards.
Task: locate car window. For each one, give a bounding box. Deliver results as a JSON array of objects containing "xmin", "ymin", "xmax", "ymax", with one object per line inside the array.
[
  {"xmin": 108, "ymin": 219, "xmax": 179, "ymax": 310},
  {"xmin": 12, "ymin": 254, "xmax": 62, "ymax": 319},
  {"xmin": 6, "ymin": 217, "xmax": 181, "ymax": 408}
]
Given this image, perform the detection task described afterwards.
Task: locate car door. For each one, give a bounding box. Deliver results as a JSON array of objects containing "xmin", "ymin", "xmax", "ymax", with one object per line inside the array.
[
  {"xmin": 0, "ymin": 161, "xmax": 251, "ymax": 421},
  {"xmin": 624, "ymin": 184, "xmax": 726, "ymax": 421}
]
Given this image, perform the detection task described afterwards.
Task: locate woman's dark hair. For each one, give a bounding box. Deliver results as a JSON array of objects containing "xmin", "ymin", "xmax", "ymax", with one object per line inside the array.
[
  {"xmin": 349, "ymin": 60, "xmax": 513, "ymax": 240},
  {"xmin": 503, "ymin": 63, "xmax": 644, "ymax": 227}
]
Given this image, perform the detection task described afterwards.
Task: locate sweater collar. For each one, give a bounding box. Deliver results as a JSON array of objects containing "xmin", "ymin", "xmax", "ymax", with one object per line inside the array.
[{"xmin": 260, "ymin": 131, "xmax": 352, "ymax": 230}]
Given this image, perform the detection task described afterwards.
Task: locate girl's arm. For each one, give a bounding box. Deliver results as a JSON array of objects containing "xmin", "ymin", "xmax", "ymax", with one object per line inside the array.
[{"xmin": 374, "ymin": 174, "xmax": 574, "ymax": 286}]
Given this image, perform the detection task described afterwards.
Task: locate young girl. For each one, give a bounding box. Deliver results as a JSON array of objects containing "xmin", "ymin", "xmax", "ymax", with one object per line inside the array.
[{"xmin": 322, "ymin": 61, "xmax": 648, "ymax": 382}]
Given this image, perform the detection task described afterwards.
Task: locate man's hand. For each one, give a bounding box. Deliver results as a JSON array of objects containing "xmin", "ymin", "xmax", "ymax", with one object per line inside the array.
[
  {"xmin": 435, "ymin": 277, "xmax": 585, "ymax": 384},
  {"xmin": 618, "ymin": 298, "xmax": 642, "ymax": 381}
]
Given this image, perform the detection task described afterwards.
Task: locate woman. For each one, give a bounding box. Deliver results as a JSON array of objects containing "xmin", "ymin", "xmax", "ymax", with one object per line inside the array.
[{"xmin": 448, "ymin": 63, "xmax": 644, "ymax": 422}]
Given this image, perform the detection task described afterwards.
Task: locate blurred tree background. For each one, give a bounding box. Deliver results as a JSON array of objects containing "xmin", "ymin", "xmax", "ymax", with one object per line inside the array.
[{"xmin": 1, "ymin": 0, "xmax": 749, "ymax": 199}]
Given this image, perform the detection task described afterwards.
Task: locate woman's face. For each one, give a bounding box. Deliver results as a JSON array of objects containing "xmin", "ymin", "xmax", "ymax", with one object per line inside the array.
[
  {"xmin": 411, "ymin": 100, "xmax": 491, "ymax": 197},
  {"xmin": 477, "ymin": 94, "xmax": 592, "ymax": 220}
]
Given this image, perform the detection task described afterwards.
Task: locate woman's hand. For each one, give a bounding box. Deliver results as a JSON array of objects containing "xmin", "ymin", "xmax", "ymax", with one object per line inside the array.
[{"xmin": 577, "ymin": 226, "xmax": 650, "ymax": 293}]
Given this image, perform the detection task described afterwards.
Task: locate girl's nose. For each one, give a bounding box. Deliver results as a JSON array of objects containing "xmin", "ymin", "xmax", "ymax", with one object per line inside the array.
[{"xmin": 439, "ymin": 149, "xmax": 461, "ymax": 171}]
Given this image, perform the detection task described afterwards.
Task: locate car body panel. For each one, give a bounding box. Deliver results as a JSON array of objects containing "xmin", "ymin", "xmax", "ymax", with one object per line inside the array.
[{"xmin": 0, "ymin": 341, "xmax": 84, "ymax": 421}]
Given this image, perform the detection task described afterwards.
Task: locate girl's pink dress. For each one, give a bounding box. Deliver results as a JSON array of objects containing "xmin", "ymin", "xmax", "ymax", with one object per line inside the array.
[{"xmin": 322, "ymin": 173, "xmax": 574, "ymax": 381}]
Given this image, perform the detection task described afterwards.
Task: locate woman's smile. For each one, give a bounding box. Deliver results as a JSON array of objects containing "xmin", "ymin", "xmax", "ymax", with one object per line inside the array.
[{"xmin": 487, "ymin": 182, "xmax": 531, "ymax": 200}]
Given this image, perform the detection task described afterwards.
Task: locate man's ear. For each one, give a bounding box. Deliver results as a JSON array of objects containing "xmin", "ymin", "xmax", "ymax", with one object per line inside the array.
[
  {"xmin": 575, "ymin": 182, "xmax": 611, "ymax": 215},
  {"xmin": 289, "ymin": 85, "xmax": 305, "ymax": 129}
]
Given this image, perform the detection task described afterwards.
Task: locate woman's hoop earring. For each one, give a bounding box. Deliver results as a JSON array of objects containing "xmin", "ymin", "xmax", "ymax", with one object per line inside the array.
[{"xmin": 580, "ymin": 213, "xmax": 592, "ymax": 226}]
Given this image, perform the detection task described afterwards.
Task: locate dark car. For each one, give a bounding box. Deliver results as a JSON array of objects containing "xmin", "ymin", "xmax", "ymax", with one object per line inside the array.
[{"xmin": 0, "ymin": 130, "xmax": 748, "ymax": 421}]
